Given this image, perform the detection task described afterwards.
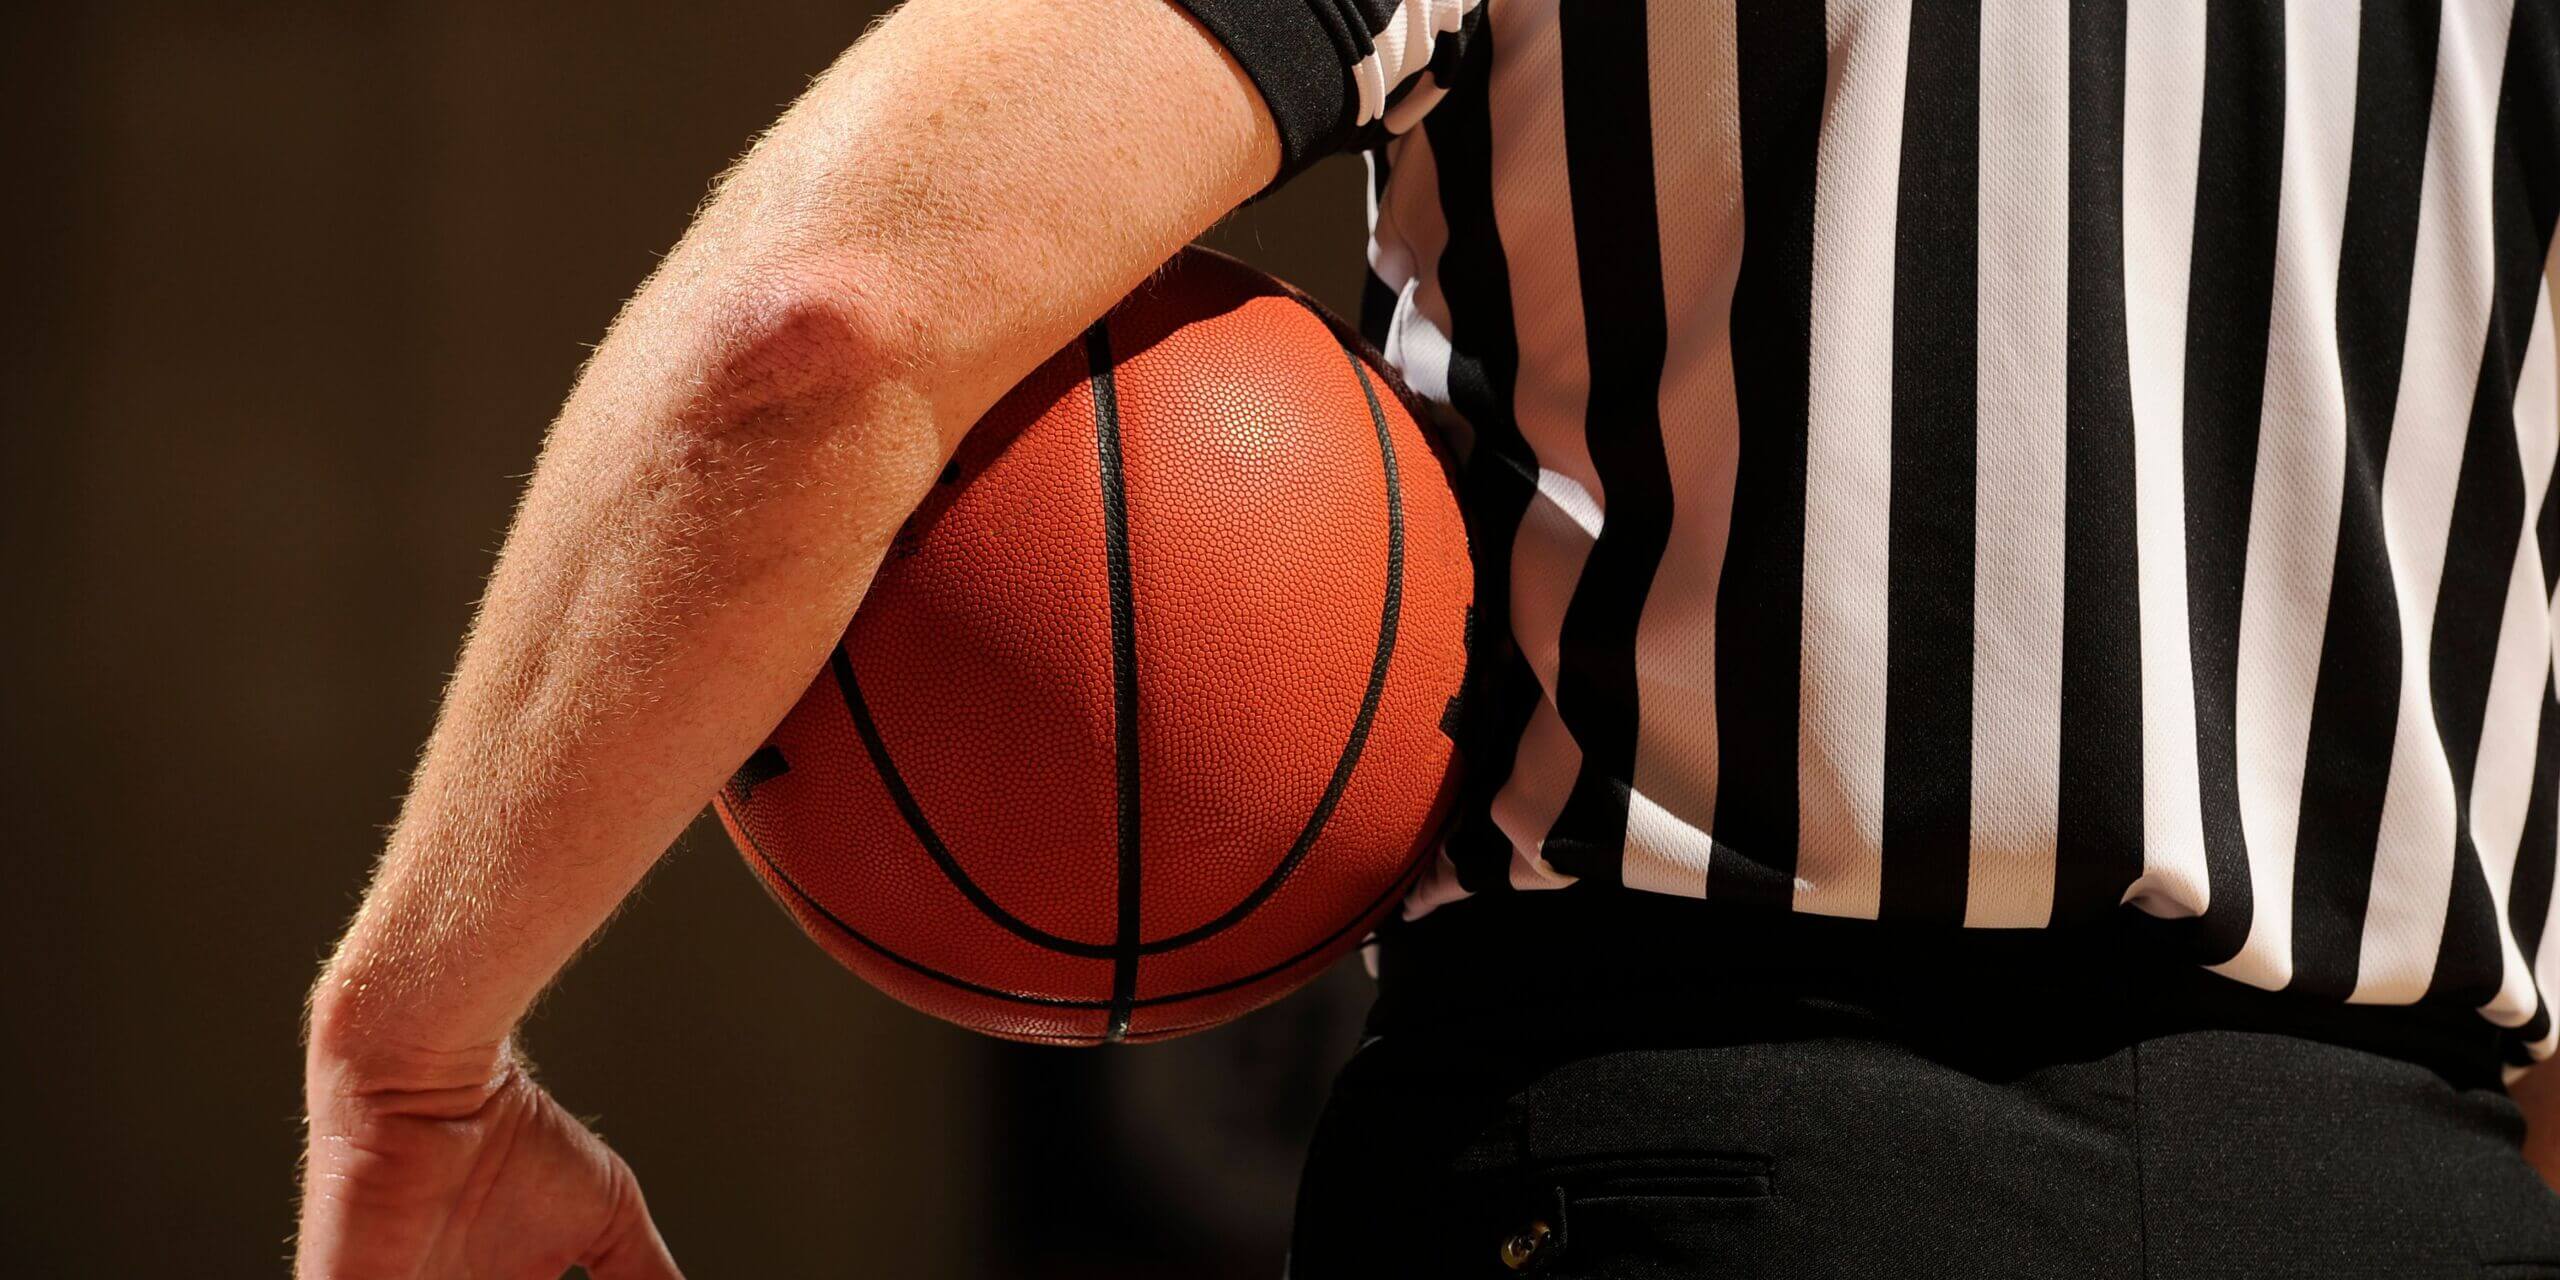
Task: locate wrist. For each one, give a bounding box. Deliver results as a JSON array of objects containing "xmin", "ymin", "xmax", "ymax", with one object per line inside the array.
[{"xmin": 305, "ymin": 970, "xmax": 515, "ymax": 1115}]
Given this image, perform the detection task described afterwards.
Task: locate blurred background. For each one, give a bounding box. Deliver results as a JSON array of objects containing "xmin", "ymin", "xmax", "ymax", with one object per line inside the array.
[{"xmin": 0, "ymin": 4, "xmax": 1375, "ymax": 1274}]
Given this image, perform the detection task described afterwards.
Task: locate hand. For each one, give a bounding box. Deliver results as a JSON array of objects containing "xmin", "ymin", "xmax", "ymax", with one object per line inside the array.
[{"xmin": 297, "ymin": 1045, "xmax": 680, "ymax": 1280}]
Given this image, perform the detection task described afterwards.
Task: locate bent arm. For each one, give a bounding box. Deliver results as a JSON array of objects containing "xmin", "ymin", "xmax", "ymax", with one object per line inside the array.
[{"xmin": 306, "ymin": 0, "xmax": 1278, "ymax": 1088}]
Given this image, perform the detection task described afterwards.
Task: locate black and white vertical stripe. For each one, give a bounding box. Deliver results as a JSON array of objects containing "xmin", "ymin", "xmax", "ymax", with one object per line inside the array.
[{"xmin": 1353, "ymin": 0, "xmax": 2560, "ymax": 1060}]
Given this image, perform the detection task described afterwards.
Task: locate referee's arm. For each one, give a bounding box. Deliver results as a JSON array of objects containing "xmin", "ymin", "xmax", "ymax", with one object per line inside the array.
[{"xmin": 295, "ymin": 3, "xmax": 1278, "ymax": 1276}]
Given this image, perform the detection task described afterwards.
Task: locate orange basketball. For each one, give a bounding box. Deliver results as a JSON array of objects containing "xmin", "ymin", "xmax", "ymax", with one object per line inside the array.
[{"xmin": 712, "ymin": 248, "xmax": 1472, "ymax": 1044}]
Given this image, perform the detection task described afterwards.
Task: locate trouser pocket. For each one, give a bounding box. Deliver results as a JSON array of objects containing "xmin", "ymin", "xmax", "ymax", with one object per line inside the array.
[{"xmin": 1460, "ymin": 1151, "xmax": 1777, "ymax": 1278}]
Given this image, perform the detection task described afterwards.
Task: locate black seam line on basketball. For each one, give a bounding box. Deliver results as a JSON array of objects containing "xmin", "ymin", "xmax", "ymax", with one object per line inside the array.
[
  {"xmin": 831, "ymin": 587, "xmax": 1399, "ymax": 961},
  {"xmin": 823, "ymin": 327, "xmax": 1409, "ymax": 964},
  {"xmin": 1090, "ymin": 321, "xmax": 1143, "ymax": 1044},
  {"xmin": 718, "ymin": 784, "xmax": 1428, "ymax": 1011},
  {"xmin": 716, "ymin": 789, "xmax": 1102, "ymax": 1009},
  {"xmin": 830, "ymin": 649, "xmax": 1119, "ymax": 959},
  {"xmin": 1129, "ymin": 321, "xmax": 1407, "ymax": 954}
]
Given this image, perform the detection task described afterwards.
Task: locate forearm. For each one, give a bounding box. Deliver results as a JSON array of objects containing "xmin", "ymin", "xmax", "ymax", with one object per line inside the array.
[
  {"xmin": 306, "ymin": 0, "xmax": 1277, "ymax": 1088},
  {"xmin": 306, "ymin": 323, "xmax": 930, "ymax": 1081}
]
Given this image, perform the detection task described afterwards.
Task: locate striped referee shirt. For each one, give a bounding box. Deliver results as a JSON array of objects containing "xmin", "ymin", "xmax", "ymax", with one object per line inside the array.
[{"xmin": 1170, "ymin": 0, "xmax": 2560, "ymax": 1063}]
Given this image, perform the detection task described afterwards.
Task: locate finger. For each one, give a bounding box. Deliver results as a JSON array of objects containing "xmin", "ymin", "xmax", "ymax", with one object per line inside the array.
[
  {"xmin": 583, "ymin": 1214, "xmax": 680, "ymax": 1280},
  {"xmin": 580, "ymin": 1165, "xmax": 683, "ymax": 1280}
]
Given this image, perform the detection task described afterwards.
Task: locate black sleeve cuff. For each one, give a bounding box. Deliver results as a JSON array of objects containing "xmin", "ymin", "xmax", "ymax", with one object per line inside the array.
[{"xmin": 1167, "ymin": 0, "xmax": 1363, "ymax": 189}]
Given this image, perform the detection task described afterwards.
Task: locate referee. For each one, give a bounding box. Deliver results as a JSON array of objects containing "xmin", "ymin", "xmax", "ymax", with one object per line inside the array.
[{"xmin": 296, "ymin": 1, "xmax": 2560, "ymax": 1277}]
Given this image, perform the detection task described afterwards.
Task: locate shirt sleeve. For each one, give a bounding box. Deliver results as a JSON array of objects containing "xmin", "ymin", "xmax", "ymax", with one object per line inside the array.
[{"xmin": 1168, "ymin": 0, "xmax": 1485, "ymax": 187}]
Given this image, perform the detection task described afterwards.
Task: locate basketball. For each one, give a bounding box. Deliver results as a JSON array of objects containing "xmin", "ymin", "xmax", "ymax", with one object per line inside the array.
[{"xmin": 712, "ymin": 248, "xmax": 1472, "ymax": 1045}]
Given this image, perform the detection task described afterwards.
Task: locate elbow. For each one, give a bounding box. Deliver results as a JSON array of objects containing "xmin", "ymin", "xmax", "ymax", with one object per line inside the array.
[
  {"xmin": 678, "ymin": 268, "xmax": 914, "ymax": 444},
  {"xmin": 582, "ymin": 262, "xmax": 949, "ymax": 514}
]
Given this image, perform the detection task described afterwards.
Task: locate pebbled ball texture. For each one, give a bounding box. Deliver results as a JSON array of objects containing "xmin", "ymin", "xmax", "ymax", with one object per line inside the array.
[{"xmin": 712, "ymin": 248, "xmax": 1472, "ymax": 1045}]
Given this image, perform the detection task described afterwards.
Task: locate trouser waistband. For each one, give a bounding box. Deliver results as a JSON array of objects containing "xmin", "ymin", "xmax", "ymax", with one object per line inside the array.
[{"xmin": 1367, "ymin": 887, "xmax": 2511, "ymax": 1091}]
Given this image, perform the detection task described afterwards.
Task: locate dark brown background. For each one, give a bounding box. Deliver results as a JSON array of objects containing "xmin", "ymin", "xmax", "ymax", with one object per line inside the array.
[{"xmin": 0, "ymin": 4, "xmax": 1374, "ymax": 1274}]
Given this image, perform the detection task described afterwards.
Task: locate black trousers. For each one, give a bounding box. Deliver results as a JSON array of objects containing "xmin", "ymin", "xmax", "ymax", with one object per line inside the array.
[{"xmin": 1289, "ymin": 891, "xmax": 2560, "ymax": 1278}]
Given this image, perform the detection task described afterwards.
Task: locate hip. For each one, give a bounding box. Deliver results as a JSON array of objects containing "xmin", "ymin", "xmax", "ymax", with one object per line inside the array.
[{"xmin": 1290, "ymin": 891, "xmax": 2560, "ymax": 1278}]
